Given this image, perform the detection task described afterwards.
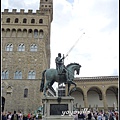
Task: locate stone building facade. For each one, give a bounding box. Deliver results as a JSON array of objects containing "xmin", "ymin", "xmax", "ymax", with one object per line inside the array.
[
  {"xmin": 69, "ymin": 76, "xmax": 118, "ymax": 111},
  {"xmin": 1, "ymin": 0, "xmax": 118, "ymax": 113},
  {"xmin": 2, "ymin": 0, "xmax": 53, "ymax": 113}
]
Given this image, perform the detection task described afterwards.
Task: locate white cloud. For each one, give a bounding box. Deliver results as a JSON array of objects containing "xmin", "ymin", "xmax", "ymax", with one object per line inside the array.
[
  {"xmin": 1, "ymin": 0, "xmax": 8, "ymax": 10},
  {"xmin": 51, "ymin": 0, "xmax": 119, "ymax": 77}
]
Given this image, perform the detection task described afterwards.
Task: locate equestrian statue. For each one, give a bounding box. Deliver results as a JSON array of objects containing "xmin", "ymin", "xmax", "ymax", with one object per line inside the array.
[{"xmin": 40, "ymin": 53, "xmax": 81, "ymax": 96}]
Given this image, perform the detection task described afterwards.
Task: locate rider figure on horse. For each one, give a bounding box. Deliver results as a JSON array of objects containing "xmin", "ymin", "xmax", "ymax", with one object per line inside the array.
[
  {"xmin": 55, "ymin": 53, "xmax": 64, "ymax": 74},
  {"xmin": 55, "ymin": 53, "xmax": 70, "ymax": 82}
]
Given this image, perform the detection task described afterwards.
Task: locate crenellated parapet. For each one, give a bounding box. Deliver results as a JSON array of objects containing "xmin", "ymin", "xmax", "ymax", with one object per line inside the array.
[
  {"xmin": 2, "ymin": 8, "xmax": 53, "ymax": 24},
  {"xmin": 2, "ymin": 9, "xmax": 45, "ymax": 15}
]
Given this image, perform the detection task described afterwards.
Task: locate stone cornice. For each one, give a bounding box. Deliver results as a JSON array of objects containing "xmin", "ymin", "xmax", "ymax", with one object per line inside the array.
[{"xmin": 74, "ymin": 76, "xmax": 118, "ymax": 82}]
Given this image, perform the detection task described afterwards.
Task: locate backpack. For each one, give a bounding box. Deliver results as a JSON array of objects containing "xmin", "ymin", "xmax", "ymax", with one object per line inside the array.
[
  {"xmin": 105, "ymin": 115, "xmax": 108, "ymax": 120},
  {"xmin": 13, "ymin": 114, "xmax": 18, "ymax": 120}
]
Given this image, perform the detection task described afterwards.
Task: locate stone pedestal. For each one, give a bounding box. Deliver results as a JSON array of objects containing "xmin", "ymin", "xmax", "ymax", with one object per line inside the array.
[{"xmin": 42, "ymin": 96, "xmax": 74, "ymax": 120}]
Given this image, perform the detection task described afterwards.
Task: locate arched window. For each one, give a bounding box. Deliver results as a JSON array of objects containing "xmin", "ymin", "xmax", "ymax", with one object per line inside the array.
[
  {"xmin": 23, "ymin": 18, "xmax": 27, "ymax": 23},
  {"xmin": 28, "ymin": 71, "xmax": 36, "ymax": 79},
  {"xmin": 11, "ymin": 29, "xmax": 16, "ymax": 37},
  {"xmin": 18, "ymin": 43, "xmax": 25, "ymax": 51},
  {"xmin": 17, "ymin": 29, "xmax": 22, "ymax": 37},
  {"xmin": 2, "ymin": 70, "xmax": 9, "ymax": 79},
  {"xmin": 15, "ymin": 18, "xmax": 19, "ymax": 23},
  {"xmin": 2, "ymin": 28, "xmax": 5, "ymax": 37},
  {"xmin": 6, "ymin": 18, "xmax": 10, "ymax": 23},
  {"xmin": 23, "ymin": 29, "xmax": 27, "ymax": 37},
  {"xmin": 6, "ymin": 44, "xmax": 13, "ymax": 51},
  {"xmin": 31, "ymin": 19, "xmax": 35, "ymax": 23},
  {"xmin": 39, "ymin": 29, "xmax": 44, "ymax": 38},
  {"xmin": 28, "ymin": 29, "xmax": 33, "ymax": 37},
  {"xmin": 39, "ymin": 19, "xmax": 43, "ymax": 23},
  {"xmin": 6, "ymin": 28, "xmax": 11, "ymax": 37},
  {"xmin": 24, "ymin": 88, "xmax": 28, "ymax": 98},
  {"xmin": 30, "ymin": 44, "xmax": 37, "ymax": 51},
  {"xmin": 14, "ymin": 71, "xmax": 22, "ymax": 79},
  {"xmin": 34, "ymin": 29, "xmax": 38, "ymax": 38}
]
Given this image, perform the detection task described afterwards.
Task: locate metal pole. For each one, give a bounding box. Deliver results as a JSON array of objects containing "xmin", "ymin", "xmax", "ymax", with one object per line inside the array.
[{"xmin": 65, "ymin": 32, "xmax": 85, "ymax": 59}]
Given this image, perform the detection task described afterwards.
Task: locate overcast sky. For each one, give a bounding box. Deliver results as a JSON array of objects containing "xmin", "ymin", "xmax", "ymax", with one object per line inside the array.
[{"xmin": 2, "ymin": 0, "xmax": 119, "ymax": 77}]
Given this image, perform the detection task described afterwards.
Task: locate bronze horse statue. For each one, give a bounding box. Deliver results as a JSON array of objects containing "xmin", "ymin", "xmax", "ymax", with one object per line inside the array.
[{"xmin": 40, "ymin": 63, "xmax": 81, "ymax": 96}]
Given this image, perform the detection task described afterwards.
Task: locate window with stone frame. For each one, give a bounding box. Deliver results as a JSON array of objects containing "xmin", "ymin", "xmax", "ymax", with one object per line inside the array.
[
  {"xmin": 28, "ymin": 29, "xmax": 33, "ymax": 37},
  {"xmin": 39, "ymin": 29, "xmax": 44, "ymax": 38},
  {"xmin": 39, "ymin": 19, "xmax": 43, "ymax": 23},
  {"xmin": 14, "ymin": 71, "xmax": 22, "ymax": 79},
  {"xmin": 18, "ymin": 43, "xmax": 25, "ymax": 51},
  {"xmin": 2, "ymin": 70, "xmax": 9, "ymax": 79},
  {"xmin": 23, "ymin": 18, "xmax": 27, "ymax": 23},
  {"xmin": 28, "ymin": 70, "xmax": 36, "ymax": 79},
  {"xmin": 24, "ymin": 88, "xmax": 28, "ymax": 98},
  {"xmin": 6, "ymin": 44, "xmax": 13, "ymax": 51},
  {"xmin": 15, "ymin": 18, "xmax": 19, "ymax": 23},
  {"xmin": 34, "ymin": 29, "xmax": 38, "ymax": 38},
  {"xmin": 6, "ymin": 18, "xmax": 10, "ymax": 23},
  {"xmin": 30, "ymin": 44, "xmax": 37, "ymax": 52},
  {"xmin": 6, "ymin": 28, "xmax": 10, "ymax": 37},
  {"xmin": 31, "ymin": 19, "xmax": 35, "ymax": 23}
]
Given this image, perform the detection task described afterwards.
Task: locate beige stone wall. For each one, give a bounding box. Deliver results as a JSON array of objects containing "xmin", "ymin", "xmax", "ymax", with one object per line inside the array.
[
  {"xmin": 2, "ymin": 80, "xmax": 43, "ymax": 113},
  {"xmin": 2, "ymin": 9, "xmax": 52, "ymax": 78}
]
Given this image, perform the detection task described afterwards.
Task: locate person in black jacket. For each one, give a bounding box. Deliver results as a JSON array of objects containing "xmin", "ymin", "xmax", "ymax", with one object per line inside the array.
[
  {"xmin": 87, "ymin": 111, "xmax": 92, "ymax": 120},
  {"xmin": 2, "ymin": 112, "xmax": 7, "ymax": 120},
  {"xmin": 23, "ymin": 114, "xmax": 28, "ymax": 120},
  {"xmin": 11, "ymin": 111, "xmax": 19, "ymax": 120},
  {"xmin": 78, "ymin": 112, "xmax": 85, "ymax": 120}
]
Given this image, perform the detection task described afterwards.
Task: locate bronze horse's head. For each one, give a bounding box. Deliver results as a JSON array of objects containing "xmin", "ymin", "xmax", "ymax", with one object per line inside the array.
[
  {"xmin": 76, "ymin": 64, "xmax": 81, "ymax": 75},
  {"xmin": 66, "ymin": 63, "xmax": 81, "ymax": 75}
]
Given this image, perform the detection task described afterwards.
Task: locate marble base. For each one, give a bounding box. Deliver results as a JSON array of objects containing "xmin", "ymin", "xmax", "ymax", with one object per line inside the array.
[{"xmin": 42, "ymin": 96, "xmax": 74, "ymax": 120}]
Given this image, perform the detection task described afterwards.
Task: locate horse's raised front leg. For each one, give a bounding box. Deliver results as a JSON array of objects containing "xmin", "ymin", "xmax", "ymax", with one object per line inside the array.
[
  {"xmin": 71, "ymin": 81, "xmax": 77, "ymax": 91},
  {"xmin": 68, "ymin": 81, "xmax": 77, "ymax": 96},
  {"xmin": 72, "ymin": 81, "xmax": 77, "ymax": 88}
]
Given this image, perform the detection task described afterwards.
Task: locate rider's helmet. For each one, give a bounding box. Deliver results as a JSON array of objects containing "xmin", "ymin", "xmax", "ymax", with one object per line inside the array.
[{"xmin": 58, "ymin": 53, "xmax": 61, "ymax": 57}]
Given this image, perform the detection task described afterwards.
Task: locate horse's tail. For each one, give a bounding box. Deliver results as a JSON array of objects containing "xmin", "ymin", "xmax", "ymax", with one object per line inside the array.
[{"xmin": 40, "ymin": 70, "xmax": 46, "ymax": 92}]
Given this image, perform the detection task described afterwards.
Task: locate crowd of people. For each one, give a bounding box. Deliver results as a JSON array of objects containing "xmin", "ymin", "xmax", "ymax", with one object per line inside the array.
[
  {"xmin": 2, "ymin": 109, "xmax": 119, "ymax": 120},
  {"xmin": 1, "ymin": 111, "xmax": 39, "ymax": 120},
  {"xmin": 73, "ymin": 110, "xmax": 119, "ymax": 120}
]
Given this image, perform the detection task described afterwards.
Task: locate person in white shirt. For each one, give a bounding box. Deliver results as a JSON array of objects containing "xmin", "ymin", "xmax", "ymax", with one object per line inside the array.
[{"xmin": 7, "ymin": 112, "xmax": 12, "ymax": 120}]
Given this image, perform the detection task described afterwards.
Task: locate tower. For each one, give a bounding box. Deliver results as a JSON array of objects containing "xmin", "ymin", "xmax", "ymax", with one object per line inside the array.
[
  {"xmin": 39, "ymin": 0, "xmax": 53, "ymax": 65},
  {"xmin": 2, "ymin": 0, "xmax": 53, "ymax": 113},
  {"xmin": 40, "ymin": 0, "xmax": 53, "ymax": 22}
]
